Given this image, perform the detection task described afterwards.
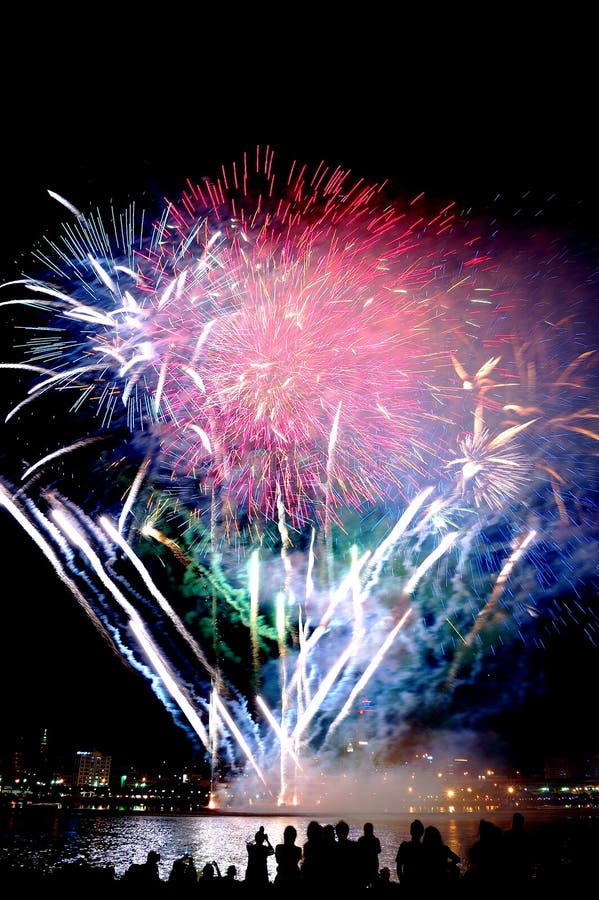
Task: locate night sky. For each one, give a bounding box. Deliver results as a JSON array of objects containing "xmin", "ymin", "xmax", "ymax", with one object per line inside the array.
[{"xmin": 1, "ymin": 40, "xmax": 598, "ymax": 776}]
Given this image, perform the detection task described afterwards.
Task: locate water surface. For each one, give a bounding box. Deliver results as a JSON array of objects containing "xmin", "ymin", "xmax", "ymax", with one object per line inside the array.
[{"xmin": 1, "ymin": 806, "xmax": 595, "ymax": 880}]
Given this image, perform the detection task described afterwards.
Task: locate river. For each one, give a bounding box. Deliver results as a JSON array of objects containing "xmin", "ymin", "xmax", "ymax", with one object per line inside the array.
[{"xmin": 2, "ymin": 805, "xmax": 598, "ymax": 881}]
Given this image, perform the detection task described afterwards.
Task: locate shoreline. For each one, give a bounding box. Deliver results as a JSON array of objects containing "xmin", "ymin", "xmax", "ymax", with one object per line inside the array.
[{"xmin": 13, "ymin": 804, "xmax": 599, "ymax": 822}]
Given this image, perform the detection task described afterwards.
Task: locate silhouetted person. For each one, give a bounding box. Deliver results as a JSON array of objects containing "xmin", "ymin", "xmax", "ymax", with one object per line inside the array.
[
  {"xmin": 421, "ymin": 824, "xmax": 460, "ymax": 890},
  {"xmin": 167, "ymin": 851, "xmax": 197, "ymax": 896},
  {"xmin": 122, "ymin": 849, "xmax": 165, "ymax": 896},
  {"xmin": 464, "ymin": 818, "xmax": 503, "ymax": 888},
  {"xmin": 245, "ymin": 825, "xmax": 274, "ymax": 889},
  {"xmin": 197, "ymin": 861, "xmax": 223, "ymax": 897},
  {"xmin": 334, "ymin": 819, "xmax": 358, "ymax": 888},
  {"xmin": 300, "ymin": 820, "xmax": 327, "ymax": 887},
  {"xmin": 395, "ymin": 818, "xmax": 425, "ymax": 892},
  {"xmin": 356, "ymin": 821, "xmax": 381, "ymax": 889},
  {"xmin": 323, "ymin": 823, "xmax": 337, "ymax": 850},
  {"xmin": 221, "ymin": 864, "xmax": 243, "ymax": 896},
  {"xmin": 502, "ymin": 811, "xmax": 533, "ymax": 885},
  {"xmin": 273, "ymin": 824, "xmax": 302, "ymax": 894}
]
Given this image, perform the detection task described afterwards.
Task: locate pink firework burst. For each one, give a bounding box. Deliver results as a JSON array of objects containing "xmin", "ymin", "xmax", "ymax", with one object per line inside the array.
[
  {"xmin": 137, "ymin": 148, "xmax": 462, "ymax": 529},
  {"xmin": 2, "ymin": 148, "xmax": 482, "ymax": 534}
]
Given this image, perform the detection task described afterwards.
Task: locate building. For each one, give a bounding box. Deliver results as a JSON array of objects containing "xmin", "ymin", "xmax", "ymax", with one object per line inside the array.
[{"xmin": 74, "ymin": 750, "xmax": 112, "ymax": 789}]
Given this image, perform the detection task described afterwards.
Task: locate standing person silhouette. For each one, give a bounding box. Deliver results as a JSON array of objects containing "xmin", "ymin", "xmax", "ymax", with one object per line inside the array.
[
  {"xmin": 334, "ymin": 819, "xmax": 358, "ymax": 888},
  {"xmin": 464, "ymin": 818, "xmax": 503, "ymax": 887},
  {"xmin": 273, "ymin": 823, "xmax": 302, "ymax": 894},
  {"xmin": 197, "ymin": 861, "xmax": 222, "ymax": 897},
  {"xmin": 300, "ymin": 820, "xmax": 327, "ymax": 888},
  {"xmin": 122, "ymin": 849, "xmax": 164, "ymax": 897},
  {"xmin": 395, "ymin": 818, "xmax": 425, "ymax": 893},
  {"xmin": 356, "ymin": 821, "xmax": 382, "ymax": 889},
  {"xmin": 421, "ymin": 824, "xmax": 460, "ymax": 889},
  {"xmin": 245, "ymin": 824, "xmax": 274, "ymax": 888},
  {"xmin": 167, "ymin": 851, "xmax": 197, "ymax": 896},
  {"xmin": 221, "ymin": 864, "xmax": 243, "ymax": 896},
  {"xmin": 502, "ymin": 812, "xmax": 534, "ymax": 885}
]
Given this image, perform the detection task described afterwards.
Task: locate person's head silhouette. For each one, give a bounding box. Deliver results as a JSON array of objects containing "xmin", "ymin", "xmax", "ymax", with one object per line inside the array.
[{"xmin": 410, "ymin": 819, "xmax": 424, "ymax": 840}]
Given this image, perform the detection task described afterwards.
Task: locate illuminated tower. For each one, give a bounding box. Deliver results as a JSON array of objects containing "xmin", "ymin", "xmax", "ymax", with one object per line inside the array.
[{"xmin": 40, "ymin": 727, "xmax": 48, "ymax": 764}]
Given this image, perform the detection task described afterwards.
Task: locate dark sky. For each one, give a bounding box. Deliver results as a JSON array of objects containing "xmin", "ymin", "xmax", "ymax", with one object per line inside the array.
[{"xmin": 1, "ymin": 44, "xmax": 598, "ymax": 775}]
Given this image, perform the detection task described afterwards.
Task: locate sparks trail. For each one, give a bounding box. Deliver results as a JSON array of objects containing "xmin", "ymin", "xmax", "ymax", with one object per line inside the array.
[{"xmin": 1, "ymin": 148, "xmax": 598, "ymax": 807}]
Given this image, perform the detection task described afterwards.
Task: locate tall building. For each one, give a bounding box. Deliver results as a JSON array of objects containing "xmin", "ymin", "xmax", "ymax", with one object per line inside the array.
[
  {"xmin": 74, "ymin": 750, "xmax": 112, "ymax": 789},
  {"xmin": 40, "ymin": 727, "xmax": 48, "ymax": 763}
]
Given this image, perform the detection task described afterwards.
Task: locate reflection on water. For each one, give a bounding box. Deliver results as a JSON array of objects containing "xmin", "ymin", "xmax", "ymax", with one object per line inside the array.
[{"xmin": 0, "ymin": 808, "xmax": 594, "ymax": 879}]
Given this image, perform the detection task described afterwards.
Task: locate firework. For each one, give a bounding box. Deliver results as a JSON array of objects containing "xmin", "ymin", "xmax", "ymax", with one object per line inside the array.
[
  {"xmin": 1, "ymin": 155, "xmax": 464, "ymax": 534},
  {"xmin": 1, "ymin": 149, "xmax": 598, "ymax": 808}
]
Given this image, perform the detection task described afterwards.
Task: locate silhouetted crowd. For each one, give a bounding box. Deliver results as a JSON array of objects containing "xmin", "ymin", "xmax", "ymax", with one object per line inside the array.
[{"xmin": 1, "ymin": 811, "xmax": 597, "ymax": 897}]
